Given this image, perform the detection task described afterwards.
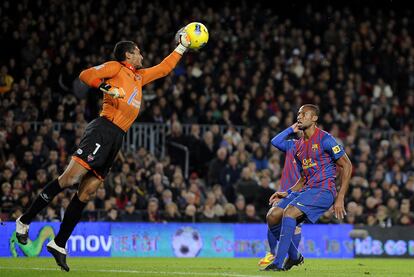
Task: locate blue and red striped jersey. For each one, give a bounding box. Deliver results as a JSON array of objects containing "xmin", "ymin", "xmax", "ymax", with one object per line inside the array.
[
  {"xmin": 294, "ymin": 127, "xmax": 345, "ymax": 193},
  {"xmin": 271, "ymin": 127, "xmax": 301, "ymax": 191}
]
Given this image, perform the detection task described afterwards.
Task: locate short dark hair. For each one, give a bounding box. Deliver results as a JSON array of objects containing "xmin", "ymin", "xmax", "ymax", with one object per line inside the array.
[
  {"xmin": 302, "ymin": 104, "xmax": 320, "ymax": 117},
  {"xmin": 113, "ymin": 41, "xmax": 137, "ymax": 61}
]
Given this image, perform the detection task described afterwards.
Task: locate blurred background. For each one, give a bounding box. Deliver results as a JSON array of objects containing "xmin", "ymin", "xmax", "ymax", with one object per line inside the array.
[{"xmin": 0, "ymin": 0, "xmax": 413, "ymax": 259}]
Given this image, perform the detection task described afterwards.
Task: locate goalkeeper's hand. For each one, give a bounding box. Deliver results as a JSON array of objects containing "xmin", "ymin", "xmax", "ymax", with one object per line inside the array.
[
  {"xmin": 99, "ymin": 83, "xmax": 125, "ymax": 99},
  {"xmin": 174, "ymin": 27, "xmax": 191, "ymax": 55}
]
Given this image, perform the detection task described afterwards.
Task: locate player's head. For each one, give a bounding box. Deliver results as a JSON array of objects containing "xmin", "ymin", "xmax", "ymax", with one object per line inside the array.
[
  {"xmin": 297, "ymin": 104, "xmax": 319, "ymax": 130},
  {"xmin": 113, "ymin": 41, "xmax": 143, "ymax": 68}
]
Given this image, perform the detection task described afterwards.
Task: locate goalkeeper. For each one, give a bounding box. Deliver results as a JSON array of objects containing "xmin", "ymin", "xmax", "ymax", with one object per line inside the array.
[{"xmin": 15, "ymin": 29, "xmax": 191, "ymax": 272}]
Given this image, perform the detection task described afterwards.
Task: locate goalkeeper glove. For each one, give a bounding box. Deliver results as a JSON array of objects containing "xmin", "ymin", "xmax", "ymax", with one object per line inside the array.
[
  {"xmin": 99, "ymin": 83, "xmax": 125, "ymax": 99},
  {"xmin": 175, "ymin": 27, "xmax": 190, "ymax": 55}
]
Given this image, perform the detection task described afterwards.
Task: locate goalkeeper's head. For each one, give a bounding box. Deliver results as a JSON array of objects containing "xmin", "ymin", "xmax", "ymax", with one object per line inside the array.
[{"xmin": 113, "ymin": 41, "xmax": 143, "ymax": 69}]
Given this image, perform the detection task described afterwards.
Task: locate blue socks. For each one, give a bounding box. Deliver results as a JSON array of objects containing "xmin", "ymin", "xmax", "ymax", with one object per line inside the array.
[
  {"xmin": 288, "ymin": 233, "xmax": 301, "ymax": 260},
  {"xmin": 274, "ymin": 217, "xmax": 296, "ymax": 268},
  {"xmin": 268, "ymin": 224, "xmax": 281, "ymax": 255}
]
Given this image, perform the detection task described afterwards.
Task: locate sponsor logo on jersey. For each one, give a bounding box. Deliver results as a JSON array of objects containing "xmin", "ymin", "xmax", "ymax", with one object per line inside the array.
[{"xmin": 302, "ymin": 158, "xmax": 317, "ymax": 169}]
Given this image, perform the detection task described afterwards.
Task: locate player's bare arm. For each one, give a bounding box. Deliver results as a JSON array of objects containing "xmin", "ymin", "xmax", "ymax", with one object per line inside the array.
[{"xmin": 333, "ymin": 154, "xmax": 352, "ymax": 219}]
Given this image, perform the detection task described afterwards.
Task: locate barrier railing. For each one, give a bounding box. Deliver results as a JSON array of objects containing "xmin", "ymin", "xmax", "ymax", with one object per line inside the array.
[
  {"xmin": 26, "ymin": 122, "xmax": 246, "ymax": 157},
  {"xmin": 25, "ymin": 122, "xmax": 414, "ymax": 159}
]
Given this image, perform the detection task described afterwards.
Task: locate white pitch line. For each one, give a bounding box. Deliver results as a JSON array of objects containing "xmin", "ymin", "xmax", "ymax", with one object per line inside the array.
[{"xmin": 0, "ymin": 266, "xmax": 267, "ymax": 277}]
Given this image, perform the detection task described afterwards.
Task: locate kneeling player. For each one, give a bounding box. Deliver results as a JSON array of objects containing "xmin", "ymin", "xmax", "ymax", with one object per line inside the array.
[
  {"xmin": 259, "ymin": 123, "xmax": 302, "ymax": 269},
  {"xmin": 264, "ymin": 105, "xmax": 352, "ymax": 271}
]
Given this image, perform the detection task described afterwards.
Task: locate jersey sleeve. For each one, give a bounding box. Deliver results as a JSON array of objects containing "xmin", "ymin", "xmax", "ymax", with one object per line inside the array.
[
  {"xmin": 322, "ymin": 134, "xmax": 345, "ymax": 161},
  {"xmin": 79, "ymin": 61, "xmax": 122, "ymax": 88},
  {"xmin": 137, "ymin": 51, "xmax": 181, "ymax": 86},
  {"xmin": 270, "ymin": 127, "xmax": 295, "ymax": 152}
]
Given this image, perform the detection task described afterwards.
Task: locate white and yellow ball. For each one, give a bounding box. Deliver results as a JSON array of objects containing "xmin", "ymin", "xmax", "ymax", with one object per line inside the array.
[{"xmin": 184, "ymin": 22, "xmax": 209, "ymax": 50}]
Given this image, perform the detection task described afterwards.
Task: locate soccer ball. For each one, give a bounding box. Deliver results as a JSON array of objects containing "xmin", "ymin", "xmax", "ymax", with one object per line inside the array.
[
  {"xmin": 171, "ymin": 226, "xmax": 203, "ymax": 257},
  {"xmin": 184, "ymin": 22, "xmax": 209, "ymax": 50}
]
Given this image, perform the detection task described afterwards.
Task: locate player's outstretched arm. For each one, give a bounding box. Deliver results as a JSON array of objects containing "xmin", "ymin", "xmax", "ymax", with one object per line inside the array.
[
  {"xmin": 138, "ymin": 28, "xmax": 190, "ymax": 86},
  {"xmin": 334, "ymin": 154, "xmax": 352, "ymax": 219},
  {"xmin": 270, "ymin": 123, "xmax": 299, "ymax": 152}
]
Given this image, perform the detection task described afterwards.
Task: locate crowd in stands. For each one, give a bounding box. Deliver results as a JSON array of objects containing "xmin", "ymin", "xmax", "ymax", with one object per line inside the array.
[{"xmin": 0, "ymin": 0, "xmax": 414, "ymax": 226}]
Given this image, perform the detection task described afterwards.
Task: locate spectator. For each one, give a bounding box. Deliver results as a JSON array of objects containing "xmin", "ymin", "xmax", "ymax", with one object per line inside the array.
[
  {"xmin": 142, "ymin": 197, "xmax": 162, "ymax": 223},
  {"xmin": 160, "ymin": 189, "xmax": 173, "ymax": 211},
  {"xmin": 235, "ymin": 167, "xmax": 259, "ymax": 204},
  {"xmin": 163, "ymin": 202, "xmax": 181, "ymax": 222},
  {"xmin": 83, "ymin": 201, "xmax": 97, "ymax": 222},
  {"xmin": 58, "ymin": 197, "xmax": 70, "ymax": 221},
  {"xmin": 251, "ymin": 146, "xmax": 268, "ymax": 171},
  {"xmin": 219, "ymin": 155, "xmax": 241, "ymax": 202},
  {"xmin": 207, "ymin": 147, "xmax": 228, "ymax": 187},
  {"xmin": 243, "ymin": 204, "xmax": 262, "ymax": 223},
  {"xmin": 120, "ymin": 202, "xmax": 141, "ymax": 222},
  {"xmin": 1, "ymin": 182, "xmax": 14, "ymax": 213},
  {"xmin": 0, "ymin": 66, "xmax": 14, "ymax": 94},
  {"xmin": 212, "ymin": 184, "xmax": 228, "ymax": 206},
  {"xmin": 220, "ymin": 203, "xmax": 238, "ymax": 223},
  {"xmin": 44, "ymin": 207, "xmax": 59, "ymax": 222},
  {"xmin": 235, "ymin": 194, "xmax": 246, "ymax": 220},
  {"xmin": 113, "ymin": 184, "xmax": 128, "ymax": 210},
  {"xmin": 94, "ymin": 186, "xmax": 107, "ymax": 210},
  {"xmin": 376, "ymin": 205, "xmax": 393, "ymax": 228},
  {"xmin": 106, "ymin": 208, "xmax": 119, "ymax": 222},
  {"xmin": 254, "ymin": 175, "xmax": 275, "ymax": 217},
  {"xmin": 199, "ymin": 131, "xmax": 216, "ymax": 175},
  {"xmin": 167, "ymin": 122, "xmax": 186, "ymax": 168},
  {"xmin": 182, "ymin": 204, "xmax": 198, "ymax": 223}
]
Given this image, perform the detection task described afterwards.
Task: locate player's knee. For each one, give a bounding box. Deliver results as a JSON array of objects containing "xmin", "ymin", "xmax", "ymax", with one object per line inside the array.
[
  {"xmin": 58, "ymin": 174, "xmax": 81, "ymax": 187},
  {"xmin": 267, "ymin": 207, "xmax": 283, "ymax": 226},
  {"xmin": 283, "ymin": 206, "xmax": 299, "ymax": 218}
]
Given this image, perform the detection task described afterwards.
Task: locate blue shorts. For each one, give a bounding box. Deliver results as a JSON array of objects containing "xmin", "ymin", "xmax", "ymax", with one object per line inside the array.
[
  {"xmin": 289, "ymin": 188, "xmax": 335, "ymax": 223},
  {"xmin": 273, "ymin": 192, "xmax": 300, "ymax": 209}
]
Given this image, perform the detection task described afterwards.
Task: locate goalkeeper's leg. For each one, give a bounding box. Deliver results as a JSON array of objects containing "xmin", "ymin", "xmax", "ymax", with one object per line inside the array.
[
  {"xmin": 47, "ymin": 173, "xmax": 102, "ymax": 272},
  {"xmin": 17, "ymin": 160, "xmax": 88, "ymax": 244}
]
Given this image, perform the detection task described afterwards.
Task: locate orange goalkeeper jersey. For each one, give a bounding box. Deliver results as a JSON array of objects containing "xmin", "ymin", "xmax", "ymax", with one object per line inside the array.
[{"xmin": 79, "ymin": 51, "xmax": 181, "ymax": 132}]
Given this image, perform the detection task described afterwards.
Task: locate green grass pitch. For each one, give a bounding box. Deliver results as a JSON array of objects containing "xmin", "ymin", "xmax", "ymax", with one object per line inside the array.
[{"xmin": 0, "ymin": 257, "xmax": 413, "ymax": 276}]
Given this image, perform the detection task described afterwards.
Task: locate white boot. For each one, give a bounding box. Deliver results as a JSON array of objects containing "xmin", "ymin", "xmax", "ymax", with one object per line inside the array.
[{"xmin": 15, "ymin": 216, "xmax": 29, "ymax": 244}]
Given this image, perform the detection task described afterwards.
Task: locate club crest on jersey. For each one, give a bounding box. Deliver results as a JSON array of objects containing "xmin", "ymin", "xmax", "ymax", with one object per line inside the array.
[
  {"xmin": 332, "ymin": 145, "xmax": 341, "ymax": 154},
  {"xmin": 312, "ymin": 144, "xmax": 319, "ymax": 151}
]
